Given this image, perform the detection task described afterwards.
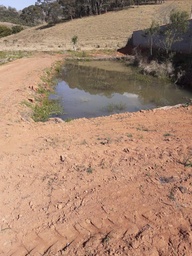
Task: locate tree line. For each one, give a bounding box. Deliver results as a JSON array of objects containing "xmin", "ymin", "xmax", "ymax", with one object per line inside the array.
[
  {"xmin": 0, "ymin": 5, "xmax": 22, "ymax": 24},
  {"xmin": 0, "ymin": 0, "xmax": 165, "ymax": 27},
  {"xmin": 33, "ymin": 0, "xmax": 165, "ymax": 24}
]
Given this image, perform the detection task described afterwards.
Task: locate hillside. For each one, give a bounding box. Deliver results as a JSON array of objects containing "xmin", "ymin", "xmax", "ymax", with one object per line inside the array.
[{"xmin": 0, "ymin": 0, "xmax": 191, "ymax": 51}]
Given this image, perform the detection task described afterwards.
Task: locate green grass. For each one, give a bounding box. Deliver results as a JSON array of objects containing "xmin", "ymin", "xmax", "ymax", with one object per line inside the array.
[
  {"xmin": 31, "ymin": 60, "xmax": 64, "ymax": 122},
  {"xmin": 54, "ymin": 60, "xmax": 63, "ymax": 74},
  {"xmin": 137, "ymin": 126, "xmax": 149, "ymax": 132},
  {"xmin": 102, "ymin": 233, "xmax": 111, "ymax": 244},
  {"xmin": 87, "ymin": 167, "xmax": 93, "ymax": 174},
  {"xmin": 66, "ymin": 50, "xmax": 90, "ymax": 58},
  {"xmin": 168, "ymin": 187, "xmax": 176, "ymax": 201},
  {"xmin": 183, "ymin": 159, "xmax": 192, "ymax": 167},
  {"xmin": 32, "ymin": 98, "xmax": 62, "ymax": 122},
  {"xmin": 91, "ymin": 49, "xmax": 117, "ymax": 55},
  {"xmin": 163, "ymin": 133, "xmax": 172, "ymax": 137},
  {"xmin": 21, "ymin": 100, "xmax": 33, "ymax": 108},
  {"xmin": 36, "ymin": 84, "xmax": 49, "ymax": 95},
  {"xmin": 184, "ymin": 162, "xmax": 192, "ymax": 167},
  {"xmin": 0, "ymin": 51, "xmax": 31, "ymax": 65},
  {"xmin": 179, "ymin": 155, "xmax": 192, "ymax": 168},
  {"xmin": 66, "ymin": 49, "xmax": 118, "ymax": 60}
]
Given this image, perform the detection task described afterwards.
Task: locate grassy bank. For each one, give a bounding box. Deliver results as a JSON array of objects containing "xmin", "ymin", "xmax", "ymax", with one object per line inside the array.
[
  {"xmin": 32, "ymin": 60, "xmax": 63, "ymax": 122},
  {"xmin": 0, "ymin": 51, "xmax": 32, "ymax": 65}
]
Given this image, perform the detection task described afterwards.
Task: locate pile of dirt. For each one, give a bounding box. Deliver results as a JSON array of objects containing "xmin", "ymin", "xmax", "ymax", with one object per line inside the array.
[{"xmin": 0, "ymin": 53, "xmax": 192, "ymax": 256}]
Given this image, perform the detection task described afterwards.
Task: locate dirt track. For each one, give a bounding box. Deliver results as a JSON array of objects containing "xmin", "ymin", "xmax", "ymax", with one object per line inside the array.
[{"xmin": 0, "ymin": 53, "xmax": 192, "ymax": 256}]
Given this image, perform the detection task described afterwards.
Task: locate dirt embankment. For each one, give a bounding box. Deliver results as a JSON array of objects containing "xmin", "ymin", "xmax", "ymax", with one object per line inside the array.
[{"xmin": 0, "ymin": 53, "xmax": 192, "ymax": 256}]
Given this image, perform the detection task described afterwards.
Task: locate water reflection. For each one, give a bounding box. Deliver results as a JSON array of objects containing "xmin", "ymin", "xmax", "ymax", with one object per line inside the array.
[{"xmin": 52, "ymin": 60, "xmax": 192, "ymax": 120}]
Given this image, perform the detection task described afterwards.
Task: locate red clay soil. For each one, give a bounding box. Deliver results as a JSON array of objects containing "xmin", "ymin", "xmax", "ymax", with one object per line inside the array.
[{"xmin": 0, "ymin": 53, "xmax": 192, "ymax": 256}]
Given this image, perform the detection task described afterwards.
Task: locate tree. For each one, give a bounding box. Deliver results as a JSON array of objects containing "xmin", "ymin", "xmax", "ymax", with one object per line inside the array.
[
  {"xmin": 160, "ymin": 10, "xmax": 189, "ymax": 54},
  {"xmin": 71, "ymin": 35, "xmax": 78, "ymax": 50},
  {"xmin": 46, "ymin": 2, "xmax": 63, "ymax": 23},
  {"xmin": 27, "ymin": 0, "xmax": 166, "ymax": 24},
  {"xmin": 20, "ymin": 5, "xmax": 44, "ymax": 25},
  {"xmin": 35, "ymin": 0, "xmax": 65, "ymax": 23},
  {"xmin": 0, "ymin": 5, "xmax": 21, "ymax": 24},
  {"xmin": 143, "ymin": 20, "xmax": 159, "ymax": 56}
]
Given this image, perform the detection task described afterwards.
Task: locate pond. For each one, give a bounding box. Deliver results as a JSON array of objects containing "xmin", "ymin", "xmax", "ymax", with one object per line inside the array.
[{"xmin": 51, "ymin": 60, "xmax": 192, "ymax": 120}]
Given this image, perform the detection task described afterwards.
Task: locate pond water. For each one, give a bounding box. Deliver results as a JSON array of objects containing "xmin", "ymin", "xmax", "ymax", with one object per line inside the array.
[{"xmin": 51, "ymin": 60, "xmax": 192, "ymax": 120}]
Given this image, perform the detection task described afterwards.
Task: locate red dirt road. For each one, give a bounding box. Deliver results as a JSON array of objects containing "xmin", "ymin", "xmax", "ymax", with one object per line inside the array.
[{"xmin": 0, "ymin": 54, "xmax": 192, "ymax": 256}]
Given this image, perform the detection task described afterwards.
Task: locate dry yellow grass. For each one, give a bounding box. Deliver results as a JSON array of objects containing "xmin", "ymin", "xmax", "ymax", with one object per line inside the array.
[
  {"xmin": 0, "ymin": 0, "xmax": 191, "ymax": 51},
  {"xmin": 0, "ymin": 22, "xmax": 18, "ymax": 28}
]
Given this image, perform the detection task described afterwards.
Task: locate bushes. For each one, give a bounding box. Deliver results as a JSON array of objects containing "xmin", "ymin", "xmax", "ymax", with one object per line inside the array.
[
  {"xmin": 0, "ymin": 24, "xmax": 24, "ymax": 38},
  {"xmin": 0, "ymin": 25, "xmax": 12, "ymax": 38},
  {"xmin": 139, "ymin": 59, "xmax": 174, "ymax": 78},
  {"xmin": 12, "ymin": 25, "xmax": 24, "ymax": 34}
]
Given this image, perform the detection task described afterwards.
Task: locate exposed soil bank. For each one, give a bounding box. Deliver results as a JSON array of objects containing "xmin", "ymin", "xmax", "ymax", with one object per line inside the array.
[{"xmin": 0, "ymin": 53, "xmax": 192, "ymax": 256}]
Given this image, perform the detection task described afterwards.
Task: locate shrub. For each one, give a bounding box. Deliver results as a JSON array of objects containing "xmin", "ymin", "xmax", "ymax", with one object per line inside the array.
[
  {"xmin": 71, "ymin": 35, "xmax": 78, "ymax": 50},
  {"xmin": 139, "ymin": 59, "xmax": 174, "ymax": 78},
  {"xmin": 0, "ymin": 25, "xmax": 12, "ymax": 38},
  {"xmin": 12, "ymin": 25, "xmax": 24, "ymax": 34}
]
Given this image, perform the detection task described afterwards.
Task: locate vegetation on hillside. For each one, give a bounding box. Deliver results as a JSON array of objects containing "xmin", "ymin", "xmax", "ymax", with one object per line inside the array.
[
  {"xmin": 0, "ymin": 0, "xmax": 165, "ymax": 27},
  {"xmin": 0, "ymin": 51, "xmax": 31, "ymax": 65},
  {"xmin": 0, "ymin": 6, "xmax": 22, "ymax": 24},
  {"xmin": 142, "ymin": 10, "xmax": 190, "ymax": 56},
  {"xmin": 0, "ymin": 25, "xmax": 12, "ymax": 37},
  {"xmin": 0, "ymin": 24, "xmax": 24, "ymax": 38},
  {"xmin": 135, "ymin": 10, "xmax": 192, "ymax": 87},
  {"xmin": 34, "ymin": 0, "xmax": 165, "ymax": 24}
]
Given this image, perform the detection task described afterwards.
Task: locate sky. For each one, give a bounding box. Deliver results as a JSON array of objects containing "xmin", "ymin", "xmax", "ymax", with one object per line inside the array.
[{"xmin": 0, "ymin": 0, "xmax": 37, "ymax": 10}]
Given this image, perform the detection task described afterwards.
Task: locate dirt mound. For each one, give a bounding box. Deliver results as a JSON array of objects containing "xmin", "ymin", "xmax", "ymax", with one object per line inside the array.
[
  {"xmin": 0, "ymin": 0, "xmax": 190, "ymax": 52},
  {"xmin": 0, "ymin": 53, "xmax": 192, "ymax": 256}
]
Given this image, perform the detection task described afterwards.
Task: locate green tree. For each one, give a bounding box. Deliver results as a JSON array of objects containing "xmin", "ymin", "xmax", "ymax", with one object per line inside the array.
[
  {"xmin": 143, "ymin": 20, "xmax": 159, "ymax": 56},
  {"xmin": 20, "ymin": 5, "xmax": 44, "ymax": 25},
  {"xmin": 46, "ymin": 2, "xmax": 63, "ymax": 23},
  {"xmin": 71, "ymin": 35, "xmax": 78, "ymax": 50},
  {"xmin": 0, "ymin": 5, "xmax": 21, "ymax": 24},
  {"xmin": 57, "ymin": 0, "xmax": 76, "ymax": 19},
  {"xmin": 160, "ymin": 10, "xmax": 189, "ymax": 54}
]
